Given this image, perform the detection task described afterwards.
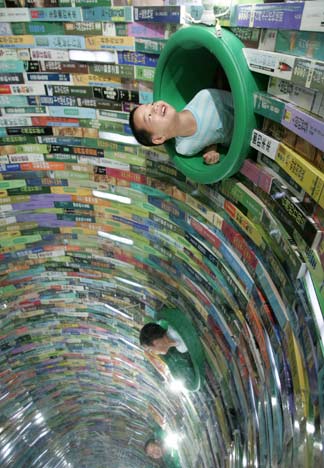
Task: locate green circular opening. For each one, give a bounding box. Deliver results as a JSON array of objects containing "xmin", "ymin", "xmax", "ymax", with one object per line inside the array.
[{"xmin": 154, "ymin": 25, "xmax": 264, "ymax": 184}]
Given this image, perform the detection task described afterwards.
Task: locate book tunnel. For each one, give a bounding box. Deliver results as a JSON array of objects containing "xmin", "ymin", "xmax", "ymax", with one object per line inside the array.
[{"xmin": 0, "ymin": 2, "xmax": 324, "ymax": 468}]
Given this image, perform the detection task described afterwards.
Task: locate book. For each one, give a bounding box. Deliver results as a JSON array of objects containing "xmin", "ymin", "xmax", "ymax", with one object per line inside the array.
[
  {"xmin": 135, "ymin": 37, "xmax": 166, "ymax": 54},
  {"xmin": 85, "ymin": 35, "xmax": 135, "ymax": 51},
  {"xmin": 82, "ymin": 6, "xmax": 133, "ymax": 22},
  {"xmin": 275, "ymin": 143, "xmax": 324, "ymax": 210},
  {"xmin": 234, "ymin": 2, "xmax": 324, "ymax": 33},
  {"xmin": 267, "ymin": 77, "xmax": 318, "ymax": 114},
  {"xmin": 11, "ymin": 22, "xmax": 65, "ymax": 36},
  {"xmin": 34, "ymin": 35, "xmax": 86, "ymax": 50},
  {"xmin": 0, "ymin": 8, "xmax": 31, "ymax": 22},
  {"xmin": 274, "ymin": 30, "xmax": 324, "ymax": 62},
  {"xmin": 117, "ymin": 50, "xmax": 158, "ymax": 67},
  {"xmin": 64, "ymin": 21, "xmax": 103, "ymax": 36},
  {"xmin": 30, "ymin": 7, "xmax": 83, "ymax": 22},
  {"xmin": 133, "ymin": 6, "xmax": 187, "ymax": 24},
  {"xmin": 244, "ymin": 48, "xmax": 324, "ymax": 93}
]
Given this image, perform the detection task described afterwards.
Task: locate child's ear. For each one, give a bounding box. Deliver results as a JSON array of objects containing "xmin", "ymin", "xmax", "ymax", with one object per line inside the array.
[{"xmin": 152, "ymin": 135, "xmax": 166, "ymax": 145}]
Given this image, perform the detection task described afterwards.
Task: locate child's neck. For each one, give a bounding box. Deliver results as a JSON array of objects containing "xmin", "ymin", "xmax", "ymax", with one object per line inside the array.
[{"xmin": 174, "ymin": 110, "xmax": 197, "ymax": 137}]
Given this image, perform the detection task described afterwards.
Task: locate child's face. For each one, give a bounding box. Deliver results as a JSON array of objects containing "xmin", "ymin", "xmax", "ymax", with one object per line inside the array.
[
  {"xmin": 144, "ymin": 335, "xmax": 170, "ymax": 355},
  {"xmin": 133, "ymin": 101, "xmax": 177, "ymax": 145},
  {"xmin": 146, "ymin": 442, "xmax": 163, "ymax": 459}
]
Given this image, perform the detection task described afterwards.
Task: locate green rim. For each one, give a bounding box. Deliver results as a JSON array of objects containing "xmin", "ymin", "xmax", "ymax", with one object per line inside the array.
[
  {"xmin": 153, "ymin": 25, "xmax": 262, "ymax": 184},
  {"xmin": 157, "ymin": 307, "xmax": 205, "ymax": 392}
]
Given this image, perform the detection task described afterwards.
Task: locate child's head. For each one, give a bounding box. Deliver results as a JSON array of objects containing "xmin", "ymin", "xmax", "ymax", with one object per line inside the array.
[
  {"xmin": 139, "ymin": 322, "xmax": 170, "ymax": 354},
  {"xmin": 129, "ymin": 101, "xmax": 177, "ymax": 147},
  {"xmin": 144, "ymin": 439, "xmax": 163, "ymax": 459}
]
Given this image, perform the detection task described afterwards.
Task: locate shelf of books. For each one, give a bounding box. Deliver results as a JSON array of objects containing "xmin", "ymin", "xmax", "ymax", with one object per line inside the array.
[{"xmin": 0, "ymin": 0, "xmax": 323, "ymax": 467}]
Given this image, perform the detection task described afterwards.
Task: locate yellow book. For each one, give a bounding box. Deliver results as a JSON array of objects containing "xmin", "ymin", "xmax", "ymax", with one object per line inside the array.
[
  {"xmin": 50, "ymin": 186, "xmax": 93, "ymax": 196},
  {"xmin": 0, "ymin": 35, "xmax": 34, "ymax": 46},
  {"xmin": 276, "ymin": 143, "xmax": 324, "ymax": 209},
  {"xmin": 85, "ymin": 36, "xmax": 134, "ymax": 50},
  {"xmin": 72, "ymin": 73, "xmax": 122, "ymax": 86},
  {"xmin": 286, "ymin": 327, "xmax": 309, "ymax": 419}
]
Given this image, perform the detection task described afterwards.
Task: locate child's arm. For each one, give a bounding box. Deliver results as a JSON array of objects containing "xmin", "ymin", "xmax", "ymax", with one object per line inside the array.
[{"xmin": 202, "ymin": 144, "xmax": 220, "ymax": 165}]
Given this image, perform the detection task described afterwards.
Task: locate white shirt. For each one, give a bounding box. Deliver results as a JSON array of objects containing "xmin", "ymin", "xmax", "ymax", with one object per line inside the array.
[
  {"xmin": 167, "ymin": 326, "xmax": 188, "ymax": 353},
  {"xmin": 175, "ymin": 88, "xmax": 234, "ymax": 156}
]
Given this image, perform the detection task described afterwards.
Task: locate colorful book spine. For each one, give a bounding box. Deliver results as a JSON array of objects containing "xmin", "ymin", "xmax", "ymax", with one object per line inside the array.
[
  {"xmin": 0, "ymin": 35, "xmax": 35, "ymax": 48},
  {"xmin": 274, "ymin": 30, "xmax": 324, "ymax": 62},
  {"xmin": 126, "ymin": 21, "xmax": 179, "ymax": 39},
  {"xmin": 116, "ymin": 50, "xmax": 158, "ymax": 67},
  {"xmin": 135, "ymin": 38, "xmax": 166, "ymax": 54},
  {"xmin": 30, "ymin": 8, "xmax": 83, "ymax": 22},
  {"xmin": 11, "ymin": 22, "xmax": 65, "ymax": 36},
  {"xmin": 244, "ymin": 48, "xmax": 324, "ymax": 93},
  {"xmin": 64, "ymin": 21, "xmax": 103, "ymax": 35},
  {"xmin": 234, "ymin": 2, "xmax": 324, "ymax": 33},
  {"xmin": 34, "ymin": 35, "xmax": 86, "ymax": 50},
  {"xmin": 82, "ymin": 6, "xmax": 133, "ymax": 22},
  {"xmin": 133, "ymin": 6, "xmax": 186, "ymax": 24},
  {"xmin": 254, "ymin": 92, "xmax": 324, "ymax": 152},
  {"xmin": 0, "ymin": 8, "xmax": 31, "ymax": 22},
  {"xmin": 30, "ymin": 49, "xmax": 70, "ymax": 61},
  {"xmin": 84, "ymin": 35, "xmax": 135, "ymax": 51}
]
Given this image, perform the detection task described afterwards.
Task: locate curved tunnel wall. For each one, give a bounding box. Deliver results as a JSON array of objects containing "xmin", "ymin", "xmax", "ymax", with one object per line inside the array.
[{"xmin": 0, "ymin": 3, "xmax": 323, "ymax": 468}]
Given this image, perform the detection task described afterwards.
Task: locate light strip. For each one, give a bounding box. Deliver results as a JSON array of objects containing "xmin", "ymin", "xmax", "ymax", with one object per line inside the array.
[
  {"xmin": 69, "ymin": 50, "xmax": 117, "ymax": 63},
  {"xmin": 305, "ymin": 271, "xmax": 324, "ymax": 343},
  {"xmin": 99, "ymin": 131, "xmax": 138, "ymax": 146},
  {"xmin": 92, "ymin": 189, "xmax": 131, "ymax": 204},
  {"xmin": 104, "ymin": 304, "xmax": 132, "ymax": 320},
  {"xmin": 97, "ymin": 231, "xmax": 134, "ymax": 245},
  {"xmin": 115, "ymin": 277, "xmax": 142, "ymax": 288}
]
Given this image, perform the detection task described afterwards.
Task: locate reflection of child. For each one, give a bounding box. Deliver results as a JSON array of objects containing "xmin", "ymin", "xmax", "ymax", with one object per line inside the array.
[
  {"xmin": 144, "ymin": 435, "xmax": 181, "ymax": 468},
  {"xmin": 129, "ymin": 88, "xmax": 234, "ymax": 164},
  {"xmin": 140, "ymin": 322, "xmax": 187, "ymax": 355},
  {"xmin": 140, "ymin": 322, "xmax": 196, "ymax": 388}
]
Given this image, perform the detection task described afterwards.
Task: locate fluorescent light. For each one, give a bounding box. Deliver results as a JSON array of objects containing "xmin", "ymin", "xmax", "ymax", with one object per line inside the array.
[
  {"xmin": 34, "ymin": 412, "xmax": 45, "ymax": 424},
  {"xmin": 305, "ymin": 271, "xmax": 324, "ymax": 343},
  {"xmin": 164, "ymin": 431, "xmax": 182, "ymax": 450},
  {"xmin": 104, "ymin": 304, "xmax": 132, "ymax": 320},
  {"xmin": 168, "ymin": 378, "xmax": 187, "ymax": 394},
  {"xmin": 97, "ymin": 231, "xmax": 134, "ymax": 245},
  {"xmin": 115, "ymin": 277, "xmax": 142, "ymax": 288},
  {"xmin": 69, "ymin": 50, "xmax": 117, "ymax": 63},
  {"xmin": 92, "ymin": 190, "xmax": 131, "ymax": 204},
  {"xmin": 99, "ymin": 131, "xmax": 139, "ymax": 145},
  {"xmin": 306, "ymin": 422, "xmax": 315, "ymax": 434}
]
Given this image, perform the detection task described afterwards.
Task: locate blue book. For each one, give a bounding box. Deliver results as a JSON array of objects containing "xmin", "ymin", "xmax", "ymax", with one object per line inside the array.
[
  {"xmin": 29, "ymin": 96, "xmax": 78, "ymax": 107},
  {"xmin": 26, "ymin": 73, "xmax": 71, "ymax": 82},
  {"xmin": 0, "ymin": 163, "xmax": 21, "ymax": 172},
  {"xmin": 134, "ymin": 6, "xmax": 186, "ymax": 24},
  {"xmin": 117, "ymin": 50, "xmax": 158, "ymax": 67}
]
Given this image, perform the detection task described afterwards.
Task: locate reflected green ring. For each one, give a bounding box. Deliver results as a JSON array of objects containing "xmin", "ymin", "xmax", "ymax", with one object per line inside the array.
[{"xmin": 157, "ymin": 307, "xmax": 205, "ymax": 392}]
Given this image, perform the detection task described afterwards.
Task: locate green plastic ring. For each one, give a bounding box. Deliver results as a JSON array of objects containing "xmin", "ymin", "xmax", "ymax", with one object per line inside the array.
[{"xmin": 153, "ymin": 25, "xmax": 263, "ymax": 184}]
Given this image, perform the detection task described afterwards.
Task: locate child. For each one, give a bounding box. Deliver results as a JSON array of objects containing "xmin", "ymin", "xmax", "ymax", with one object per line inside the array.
[
  {"xmin": 144, "ymin": 437, "xmax": 182, "ymax": 468},
  {"xmin": 139, "ymin": 322, "xmax": 188, "ymax": 355},
  {"xmin": 129, "ymin": 88, "xmax": 234, "ymax": 165}
]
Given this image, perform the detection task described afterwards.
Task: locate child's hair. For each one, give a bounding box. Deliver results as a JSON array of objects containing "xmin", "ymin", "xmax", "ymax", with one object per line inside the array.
[
  {"xmin": 139, "ymin": 323, "xmax": 166, "ymax": 346},
  {"xmin": 129, "ymin": 107, "xmax": 157, "ymax": 147}
]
